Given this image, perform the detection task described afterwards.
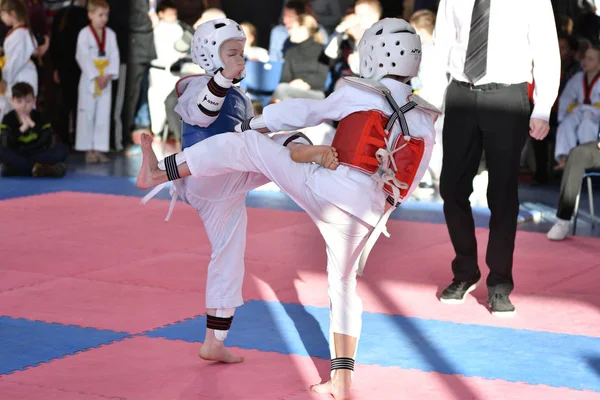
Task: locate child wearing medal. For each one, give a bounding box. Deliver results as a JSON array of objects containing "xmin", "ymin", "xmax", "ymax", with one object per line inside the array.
[{"xmin": 74, "ymin": 0, "xmax": 120, "ymax": 163}]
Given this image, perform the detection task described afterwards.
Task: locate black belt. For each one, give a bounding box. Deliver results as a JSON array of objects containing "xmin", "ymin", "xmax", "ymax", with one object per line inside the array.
[{"xmin": 454, "ymin": 79, "xmax": 518, "ymax": 91}]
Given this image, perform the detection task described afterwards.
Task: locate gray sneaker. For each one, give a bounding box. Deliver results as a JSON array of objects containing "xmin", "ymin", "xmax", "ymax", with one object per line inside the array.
[{"xmin": 487, "ymin": 293, "xmax": 516, "ymax": 317}]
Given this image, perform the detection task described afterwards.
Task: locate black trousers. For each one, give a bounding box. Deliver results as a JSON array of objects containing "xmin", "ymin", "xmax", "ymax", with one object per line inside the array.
[
  {"xmin": 440, "ymin": 80, "xmax": 531, "ymax": 293},
  {"xmin": 56, "ymin": 69, "xmax": 81, "ymax": 147},
  {"xmin": 557, "ymin": 141, "xmax": 600, "ymax": 220},
  {"xmin": 0, "ymin": 144, "xmax": 68, "ymax": 176},
  {"xmin": 122, "ymin": 62, "xmax": 149, "ymax": 147}
]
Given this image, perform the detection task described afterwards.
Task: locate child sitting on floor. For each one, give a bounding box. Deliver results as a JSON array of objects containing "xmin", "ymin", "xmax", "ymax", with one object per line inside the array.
[{"xmin": 0, "ymin": 82, "xmax": 68, "ymax": 177}]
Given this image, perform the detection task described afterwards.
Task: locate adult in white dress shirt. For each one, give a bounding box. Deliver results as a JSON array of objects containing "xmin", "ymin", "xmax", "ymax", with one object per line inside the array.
[{"xmin": 434, "ymin": 0, "xmax": 560, "ymax": 315}]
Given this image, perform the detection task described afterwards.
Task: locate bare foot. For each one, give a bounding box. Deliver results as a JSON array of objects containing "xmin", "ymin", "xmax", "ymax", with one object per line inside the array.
[
  {"xmin": 290, "ymin": 144, "xmax": 339, "ymax": 170},
  {"xmin": 198, "ymin": 339, "xmax": 244, "ymax": 364},
  {"xmin": 136, "ymin": 133, "xmax": 160, "ymax": 190},
  {"xmin": 310, "ymin": 371, "xmax": 352, "ymax": 400}
]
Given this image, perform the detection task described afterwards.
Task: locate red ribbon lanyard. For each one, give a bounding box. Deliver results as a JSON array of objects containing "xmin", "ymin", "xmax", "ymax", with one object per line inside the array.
[
  {"xmin": 583, "ymin": 72, "xmax": 600, "ymax": 104},
  {"xmin": 89, "ymin": 24, "xmax": 106, "ymax": 56}
]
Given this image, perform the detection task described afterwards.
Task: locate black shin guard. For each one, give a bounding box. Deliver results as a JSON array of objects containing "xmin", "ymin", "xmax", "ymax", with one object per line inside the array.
[
  {"xmin": 206, "ymin": 314, "xmax": 233, "ymax": 331},
  {"xmin": 331, "ymin": 357, "xmax": 355, "ymax": 372},
  {"xmin": 164, "ymin": 154, "xmax": 181, "ymax": 181}
]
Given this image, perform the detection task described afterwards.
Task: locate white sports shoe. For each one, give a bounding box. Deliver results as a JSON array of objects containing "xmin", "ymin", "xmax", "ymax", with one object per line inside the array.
[{"xmin": 547, "ymin": 219, "xmax": 571, "ymax": 241}]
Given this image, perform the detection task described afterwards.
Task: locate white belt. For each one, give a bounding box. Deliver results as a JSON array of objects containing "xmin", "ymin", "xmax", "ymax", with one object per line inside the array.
[{"xmin": 141, "ymin": 182, "xmax": 179, "ymax": 221}]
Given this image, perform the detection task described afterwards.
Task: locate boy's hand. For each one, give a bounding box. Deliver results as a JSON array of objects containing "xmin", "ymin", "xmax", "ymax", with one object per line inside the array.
[
  {"xmin": 23, "ymin": 115, "xmax": 35, "ymax": 129},
  {"xmin": 18, "ymin": 114, "xmax": 35, "ymax": 132},
  {"xmin": 289, "ymin": 79, "xmax": 311, "ymax": 90},
  {"xmin": 0, "ymin": 80, "xmax": 6, "ymax": 94},
  {"xmin": 95, "ymin": 76, "xmax": 110, "ymax": 89},
  {"xmin": 100, "ymin": 75, "xmax": 111, "ymax": 89},
  {"xmin": 221, "ymin": 55, "xmax": 245, "ymax": 80}
]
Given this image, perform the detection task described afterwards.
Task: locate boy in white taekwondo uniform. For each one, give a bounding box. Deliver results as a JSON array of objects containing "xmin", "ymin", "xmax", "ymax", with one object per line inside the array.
[
  {"xmin": 140, "ymin": 18, "xmax": 330, "ymax": 365},
  {"xmin": 2, "ymin": 26, "xmax": 38, "ymax": 99},
  {"xmin": 74, "ymin": 0, "xmax": 119, "ymax": 162},
  {"xmin": 554, "ymin": 46, "xmax": 600, "ymax": 169},
  {"xmin": 137, "ymin": 18, "xmax": 440, "ymax": 399}
]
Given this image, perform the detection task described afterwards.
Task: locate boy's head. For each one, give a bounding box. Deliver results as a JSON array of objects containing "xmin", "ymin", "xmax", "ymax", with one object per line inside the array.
[
  {"xmin": 282, "ymin": 0, "xmax": 309, "ymax": 31},
  {"xmin": 192, "ymin": 18, "xmax": 246, "ymax": 77},
  {"xmin": 409, "ymin": 9, "xmax": 435, "ymax": 42},
  {"xmin": 0, "ymin": 0, "xmax": 29, "ymax": 27},
  {"xmin": 582, "ymin": 46, "xmax": 600, "ymax": 73},
  {"xmin": 240, "ymin": 22, "xmax": 257, "ymax": 47},
  {"xmin": 558, "ymin": 34, "xmax": 578, "ymax": 64},
  {"xmin": 88, "ymin": 0, "xmax": 109, "ymax": 29},
  {"xmin": 157, "ymin": 0, "xmax": 178, "ymax": 24},
  {"xmin": 10, "ymin": 82, "xmax": 35, "ymax": 115},
  {"xmin": 358, "ymin": 18, "xmax": 421, "ymax": 83},
  {"xmin": 355, "ymin": 0, "xmax": 382, "ymax": 30}
]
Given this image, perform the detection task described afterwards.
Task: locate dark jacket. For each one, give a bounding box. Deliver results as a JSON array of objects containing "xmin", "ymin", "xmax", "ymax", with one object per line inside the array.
[
  {"xmin": 280, "ymin": 39, "xmax": 329, "ymax": 92},
  {"xmin": 127, "ymin": 0, "xmax": 157, "ymax": 64},
  {"xmin": 0, "ymin": 110, "xmax": 55, "ymax": 155},
  {"xmin": 49, "ymin": 4, "xmax": 89, "ymax": 76}
]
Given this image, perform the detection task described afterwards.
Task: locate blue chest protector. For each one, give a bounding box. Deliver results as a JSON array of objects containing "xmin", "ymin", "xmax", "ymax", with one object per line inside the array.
[{"xmin": 181, "ymin": 87, "xmax": 249, "ymax": 150}]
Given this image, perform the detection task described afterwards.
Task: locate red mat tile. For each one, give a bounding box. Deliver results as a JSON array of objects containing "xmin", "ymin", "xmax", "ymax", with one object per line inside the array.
[
  {"xmin": 79, "ymin": 252, "xmax": 211, "ymax": 293},
  {"xmin": 544, "ymin": 264, "xmax": 600, "ymax": 295},
  {"xmin": 0, "ymin": 277, "xmax": 203, "ymax": 333},
  {"xmin": 4, "ymin": 336, "xmax": 599, "ymax": 400},
  {"xmin": 0, "ymin": 382, "xmax": 112, "ymax": 400},
  {"xmin": 0, "ymin": 237, "xmax": 150, "ymax": 277},
  {"xmin": 0, "ymin": 270, "xmax": 57, "ymax": 293},
  {"xmin": 3, "ymin": 192, "xmax": 600, "ymax": 337}
]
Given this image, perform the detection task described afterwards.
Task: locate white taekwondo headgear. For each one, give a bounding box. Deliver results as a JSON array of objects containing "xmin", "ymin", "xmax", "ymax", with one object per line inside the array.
[
  {"xmin": 358, "ymin": 18, "xmax": 422, "ymax": 82},
  {"xmin": 191, "ymin": 18, "xmax": 246, "ymax": 77}
]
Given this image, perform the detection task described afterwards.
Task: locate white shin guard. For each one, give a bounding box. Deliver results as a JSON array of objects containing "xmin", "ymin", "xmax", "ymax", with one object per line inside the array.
[{"xmin": 207, "ymin": 308, "xmax": 235, "ymax": 341}]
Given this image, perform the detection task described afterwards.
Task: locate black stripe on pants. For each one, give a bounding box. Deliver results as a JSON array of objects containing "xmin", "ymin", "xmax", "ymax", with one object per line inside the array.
[{"xmin": 440, "ymin": 80, "xmax": 530, "ymax": 293}]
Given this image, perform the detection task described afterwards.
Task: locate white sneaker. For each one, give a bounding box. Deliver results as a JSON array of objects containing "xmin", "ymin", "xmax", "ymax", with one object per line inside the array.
[{"xmin": 547, "ymin": 219, "xmax": 571, "ymax": 241}]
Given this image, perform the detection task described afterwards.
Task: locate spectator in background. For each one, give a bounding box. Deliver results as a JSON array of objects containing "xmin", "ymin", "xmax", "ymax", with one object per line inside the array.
[
  {"xmin": 148, "ymin": 0, "xmax": 186, "ymax": 137},
  {"xmin": 50, "ymin": 0, "xmax": 89, "ymax": 147},
  {"xmin": 0, "ymin": 0, "xmax": 39, "ymax": 100},
  {"xmin": 553, "ymin": 46, "xmax": 600, "ymax": 170},
  {"xmin": 556, "ymin": 13, "xmax": 574, "ymax": 35},
  {"xmin": 241, "ymin": 22, "xmax": 270, "ymax": 62},
  {"xmin": 321, "ymin": 0, "xmax": 382, "ymax": 92},
  {"xmin": 409, "ymin": 9, "xmax": 447, "ymax": 187},
  {"xmin": 307, "ymin": 0, "xmax": 343, "ymax": 33},
  {"xmin": 269, "ymin": 0, "xmax": 328, "ymax": 61},
  {"xmin": 21, "ymin": 0, "xmax": 50, "ymax": 66},
  {"xmin": 409, "ymin": 9, "xmax": 445, "ymax": 108},
  {"xmin": 547, "ymin": 141, "xmax": 600, "ymax": 240},
  {"xmin": 74, "ymin": 0, "xmax": 120, "ymax": 163},
  {"xmin": 559, "ymin": 34, "xmax": 583, "ymax": 92},
  {"xmin": 272, "ymin": 13, "xmax": 329, "ymax": 101},
  {"xmin": 122, "ymin": 0, "xmax": 157, "ymax": 154},
  {"xmin": 0, "ymin": 82, "xmax": 67, "ymax": 177}
]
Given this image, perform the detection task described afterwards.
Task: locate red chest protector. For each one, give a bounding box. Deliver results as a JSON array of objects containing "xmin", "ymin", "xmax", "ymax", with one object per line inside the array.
[{"xmin": 331, "ymin": 82, "xmax": 426, "ymax": 206}]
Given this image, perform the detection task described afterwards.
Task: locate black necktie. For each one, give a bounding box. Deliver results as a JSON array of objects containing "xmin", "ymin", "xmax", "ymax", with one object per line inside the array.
[{"xmin": 464, "ymin": 0, "xmax": 491, "ymax": 84}]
